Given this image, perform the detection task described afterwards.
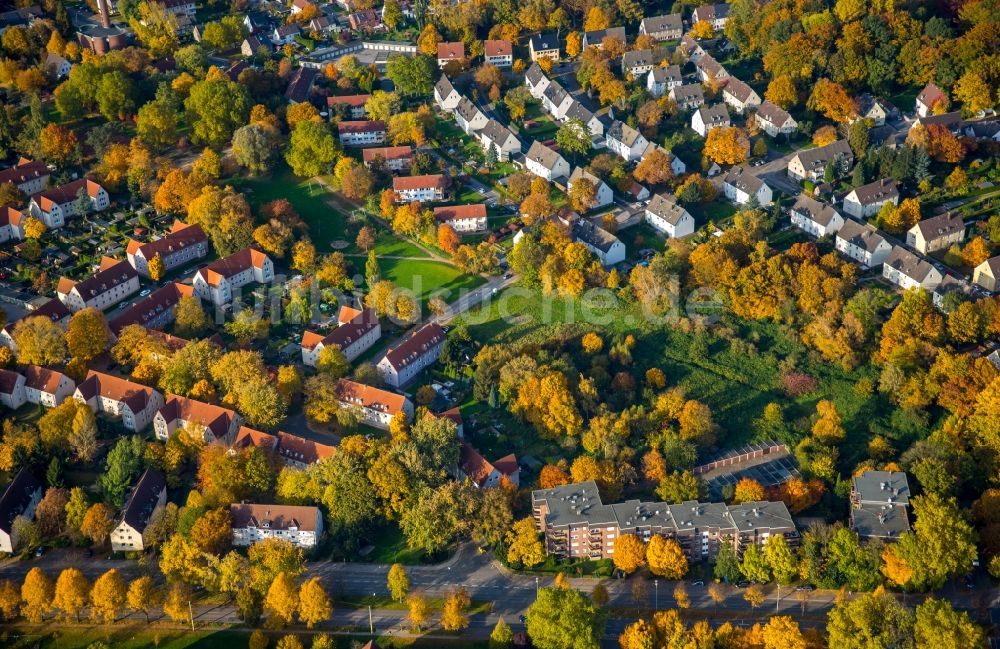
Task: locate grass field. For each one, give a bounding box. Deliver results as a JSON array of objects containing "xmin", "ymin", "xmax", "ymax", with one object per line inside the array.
[
  {"xmin": 377, "ymin": 257, "xmax": 486, "ymax": 308},
  {"xmin": 345, "ymin": 229, "xmax": 431, "ymax": 258}
]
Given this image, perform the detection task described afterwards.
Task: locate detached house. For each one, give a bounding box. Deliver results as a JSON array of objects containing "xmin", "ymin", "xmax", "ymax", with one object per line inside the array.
[
  {"xmin": 111, "ymin": 469, "xmax": 166, "ymax": 552},
  {"xmin": 335, "ymin": 379, "xmax": 414, "ymax": 429},
  {"xmin": 855, "ymin": 94, "xmax": 898, "ymax": 127},
  {"xmin": 721, "ymin": 168, "xmax": 772, "ymax": 207},
  {"xmin": 606, "ymin": 121, "xmax": 649, "ymax": 162},
  {"xmin": 835, "ymin": 219, "xmax": 892, "ymax": 268},
  {"xmin": 722, "ymin": 78, "xmax": 761, "ymax": 114},
  {"xmin": 916, "ymin": 83, "xmax": 947, "ymax": 118},
  {"xmin": 110, "ymin": 283, "xmax": 197, "ymax": 335},
  {"xmin": 393, "ymin": 174, "xmax": 446, "ymax": 203},
  {"xmin": 973, "ymin": 256, "xmax": 1000, "ymax": 292},
  {"xmin": 525, "ymin": 141, "xmax": 570, "ymax": 181},
  {"xmin": 692, "ymin": 3, "xmax": 730, "ymax": 30},
  {"xmin": 337, "ymin": 120, "xmax": 387, "ymax": 146},
  {"xmin": 241, "ymin": 35, "xmax": 269, "ymax": 57},
  {"xmin": 284, "ymin": 66, "xmax": 317, "ymax": 104},
  {"xmin": 327, "ymin": 94, "xmax": 370, "ymax": 120},
  {"xmin": 645, "ymin": 193, "xmax": 695, "ymax": 238},
  {"xmin": 455, "ymin": 97, "xmax": 488, "ymax": 135},
  {"xmin": 29, "ymin": 178, "xmax": 109, "ymax": 228},
  {"xmin": 270, "ymin": 24, "xmax": 300, "ymax": 46},
  {"xmin": 528, "ymin": 33, "xmax": 560, "ymax": 62},
  {"xmin": 57, "ymin": 257, "xmax": 139, "ymax": 312},
  {"xmin": 0, "ymin": 469, "xmax": 43, "ymax": 553},
  {"xmin": 525, "ymin": 63, "xmax": 551, "ymax": 99},
  {"xmin": 74, "ymin": 370, "xmax": 164, "ymax": 432},
  {"xmin": 23, "ymin": 366, "xmax": 75, "ymax": 407},
  {"xmin": 434, "ymin": 75, "xmax": 461, "ymax": 111},
  {"xmin": 582, "ymin": 26, "xmax": 626, "ymax": 50},
  {"xmin": 484, "ymin": 39, "xmax": 512, "ymax": 67},
  {"xmin": 642, "ymin": 143, "xmax": 686, "ymax": 176},
  {"xmin": 437, "ymin": 41, "xmax": 465, "ymax": 68},
  {"xmin": 647, "ymin": 65, "xmax": 682, "ymax": 97},
  {"xmin": 230, "ymin": 503, "xmax": 323, "ymax": 549},
  {"xmin": 154, "ymin": 395, "xmax": 241, "ymax": 443},
  {"xmin": 0, "ymin": 158, "xmax": 49, "ymax": 195},
  {"xmin": 790, "ymin": 195, "xmax": 844, "ymax": 238},
  {"xmin": 787, "ymin": 140, "xmax": 854, "ymax": 182},
  {"xmin": 692, "ymin": 104, "xmax": 730, "ymax": 138},
  {"xmin": 754, "ymin": 101, "xmax": 797, "ymax": 137},
  {"xmin": 0, "ymin": 206, "xmax": 25, "ymax": 242},
  {"xmin": 541, "ymin": 81, "xmax": 574, "ymax": 119},
  {"xmin": 842, "ymin": 178, "xmax": 899, "ymax": 218},
  {"xmin": 639, "ymin": 14, "xmax": 683, "ymax": 41},
  {"xmin": 193, "ymin": 248, "xmax": 273, "ymax": 306},
  {"xmin": 571, "ymin": 218, "xmax": 625, "ymax": 266},
  {"xmin": 302, "ymin": 305, "xmax": 381, "ymax": 366},
  {"xmin": 568, "ymin": 167, "xmax": 613, "ymax": 209},
  {"xmin": 45, "ymin": 52, "xmax": 72, "ymax": 78},
  {"xmin": 669, "ymin": 84, "xmax": 705, "ymax": 111},
  {"xmin": 458, "ymin": 443, "xmax": 520, "ymax": 489},
  {"xmin": 906, "ymin": 212, "xmax": 965, "ymax": 254},
  {"xmin": 377, "ymin": 322, "xmax": 446, "ymax": 388},
  {"xmin": 362, "ymin": 146, "xmax": 414, "ymax": 172},
  {"xmin": 127, "ymin": 220, "xmax": 209, "ymax": 278},
  {"xmin": 883, "ymin": 246, "xmax": 943, "ymax": 291},
  {"xmin": 347, "ymin": 9, "xmax": 381, "ymax": 31},
  {"xmin": 0, "ymin": 370, "xmax": 26, "ymax": 410},
  {"xmin": 434, "ymin": 204, "xmax": 488, "ymax": 233},
  {"xmin": 479, "ymin": 119, "xmax": 521, "ymax": 161}
]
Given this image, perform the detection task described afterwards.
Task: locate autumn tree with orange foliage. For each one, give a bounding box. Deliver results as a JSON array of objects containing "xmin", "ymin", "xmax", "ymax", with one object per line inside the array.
[
  {"xmin": 539, "ymin": 464, "xmax": 570, "ymax": 489},
  {"xmin": 773, "ymin": 477, "xmax": 825, "ymax": 513},
  {"xmin": 703, "ymin": 127, "xmax": 750, "ymax": 165},
  {"xmin": 39, "ymin": 124, "xmax": 79, "ymax": 163},
  {"xmin": 633, "ymin": 147, "xmax": 675, "ymax": 186},
  {"xmin": 612, "ymin": 533, "xmax": 646, "ymax": 574},
  {"xmin": 812, "ymin": 125, "xmax": 839, "ymax": 147},
  {"xmin": 437, "ymin": 223, "xmax": 460, "ymax": 254},
  {"xmin": 808, "ymin": 79, "xmax": 858, "ymax": 123},
  {"xmin": 732, "ymin": 478, "xmax": 765, "ymax": 504}
]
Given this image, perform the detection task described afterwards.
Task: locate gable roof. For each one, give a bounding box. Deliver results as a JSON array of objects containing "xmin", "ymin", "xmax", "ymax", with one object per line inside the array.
[
  {"xmin": 33, "ymin": 178, "xmax": 104, "ymax": 211},
  {"xmin": 128, "ymin": 220, "xmax": 207, "ymax": 260},
  {"xmin": 158, "ymin": 394, "xmax": 237, "ymax": 439},
  {"xmin": 670, "ymin": 84, "xmax": 704, "ymax": 102},
  {"xmin": 917, "ymin": 83, "xmax": 946, "ymax": 108},
  {"xmin": 755, "ymin": 100, "xmax": 794, "ymax": 126},
  {"xmin": 437, "ymin": 42, "xmax": 465, "ymax": 60},
  {"xmin": 584, "ymin": 26, "xmax": 625, "ymax": 43},
  {"xmin": 525, "ymin": 63, "xmax": 547, "ymax": 87},
  {"xmin": 233, "ymin": 426, "xmax": 279, "ymax": 451},
  {"xmin": 196, "ymin": 248, "xmax": 269, "ymax": 287},
  {"xmin": 695, "ymin": 54, "xmax": 726, "ymax": 79},
  {"xmin": 480, "ymin": 119, "xmax": 517, "ymax": 147},
  {"xmin": 230, "ymin": 502, "xmax": 320, "ymax": 532},
  {"xmin": 383, "ymin": 322, "xmax": 445, "ymax": 370},
  {"xmin": 119, "ymin": 468, "xmax": 166, "ymax": 533},
  {"xmin": 641, "ymin": 13, "xmax": 682, "ymax": 33},
  {"xmin": 456, "ymin": 97, "xmax": 484, "ymax": 123},
  {"xmin": 23, "ymin": 365, "xmax": 69, "ymax": 394},
  {"xmin": 60, "ymin": 258, "xmax": 137, "ymax": 301},
  {"xmin": 791, "ymin": 195, "xmax": 841, "ymax": 227},
  {"xmin": 608, "ymin": 120, "xmax": 644, "ymax": 147},
  {"xmin": 647, "ymin": 192, "xmax": 691, "ymax": 225},
  {"xmin": 484, "ymin": 40, "xmax": 512, "ymax": 57},
  {"xmin": 912, "ymin": 212, "xmax": 964, "ymax": 241},
  {"xmin": 650, "ymin": 65, "xmax": 682, "ymax": 84},
  {"xmin": 568, "ymin": 166, "xmax": 606, "ymax": 190},
  {"xmin": 0, "ymin": 159, "xmax": 48, "ymax": 187},
  {"xmin": 305, "ymin": 306, "xmax": 379, "ymax": 352},
  {"xmin": 794, "ymin": 139, "xmax": 853, "ymax": 170},
  {"xmin": 362, "ymin": 146, "xmax": 413, "ymax": 163},
  {"xmin": 327, "ymin": 94, "xmax": 371, "ymax": 108},
  {"xmin": 885, "ymin": 246, "xmax": 937, "ymax": 282},
  {"xmin": 529, "ymin": 33, "xmax": 559, "ymax": 52},
  {"xmin": 435, "ymin": 75, "xmax": 457, "ymax": 98},
  {"xmin": 849, "ymin": 178, "xmax": 898, "ymax": 205},
  {"xmin": 836, "ymin": 219, "xmax": 887, "ymax": 253},
  {"xmin": 434, "ymin": 203, "xmax": 486, "ymax": 222},
  {"xmin": 722, "ymin": 167, "xmax": 765, "ymax": 194},
  {"xmin": 526, "ymin": 141, "xmax": 567, "ymax": 171},
  {"xmin": 724, "ymin": 77, "xmax": 758, "ymax": 103},
  {"xmin": 393, "ymin": 174, "xmax": 446, "ymax": 191},
  {"xmin": 275, "ymin": 431, "xmax": 335, "ymax": 465},
  {"xmin": 336, "ymin": 378, "xmax": 409, "ymax": 415},
  {"xmin": 338, "ymin": 120, "xmax": 387, "ymax": 134},
  {"xmin": 696, "ymin": 103, "xmax": 730, "ymax": 126},
  {"xmin": 460, "ymin": 442, "xmax": 518, "ymax": 486},
  {"xmin": 110, "ymin": 283, "xmax": 195, "ymax": 334},
  {"xmin": 0, "ymin": 468, "xmax": 41, "ymax": 535},
  {"xmin": 77, "ymin": 370, "xmax": 157, "ymax": 414},
  {"xmin": 572, "ymin": 219, "xmax": 620, "ymax": 254},
  {"xmin": 692, "ymin": 3, "xmax": 729, "ymax": 22}
]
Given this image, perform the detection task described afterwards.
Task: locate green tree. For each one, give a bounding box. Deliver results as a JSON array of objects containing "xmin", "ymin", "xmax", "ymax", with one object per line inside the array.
[
  {"xmin": 490, "ymin": 616, "xmax": 514, "ymax": 648},
  {"xmin": 285, "ymin": 121, "xmax": 338, "ymax": 177},
  {"xmin": 98, "ymin": 436, "xmax": 145, "ymax": 508},
  {"xmin": 764, "ymin": 534, "xmax": 798, "ymax": 585},
  {"xmin": 740, "ymin": 543, "xmax": 772, "ymax": 583},
  {"xmin": 231, "ymin": 124, "xmax": 272, "ymax": 174},
  {"xmin": 137, "ymin": 99, "xmax": 179, "ymax": 150},
  {"xmin": 525, "ymin": 587, "xmax": 603, "ymax": 649},
  {"xmin": 555, "ymin": 118, "xmax": 591, "ymax": 160},
  {"xmin": 914, "ymin": 597, "xmax": 985, "ymax": 649},
  {"xmin": 714, "ymin": 540, "xmax": 742, "ymax": 583},
  {"xmin": 827, "ymin": 587, "xmax": 915, "ymax": 649},
  {"xmin": 883, "ymin": 493, "xmax": 977, "ymax": 591},
  {"xmin": 184, "ymin": 77, "xmax": 251, "ymax": 147},
  {"xmin": 385, "ymin": 54, "xmax": 435, "ymax": 96}
]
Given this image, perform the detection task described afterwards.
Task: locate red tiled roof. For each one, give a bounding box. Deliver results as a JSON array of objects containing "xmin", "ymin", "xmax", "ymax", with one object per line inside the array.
[
  {"xmin": 484, "ymin": 40, "xmax": 512, "ymax": 57},
  {"xmin": 393, "ymin": 174, "xmax": 445, "ymax": 191},
  {"xmin": 58, "ymin": 258, "xmax": 137, "ymax": 301},
  {"xmin": 230, "ymin": 502, "xmax": 320, "ymax": 532},
  {"xmin": 110, "ymin": 283, "xmax": 195, "ymax": 334},
  {"xmin": 459, "ymin": 442, "xmax": 518, "ymax": 486},
  {"xmin": 0, "ymin": 206, "xmax": 24, "ymax": 227},
  {"xmin": 362, "ymin": 146, "xmax": 413, "ymax": 162},
  {"xmin": 327, "ymin": 94, "xmax": 370, "ymax": 108},
  {"xmin": 437, "ymin": 42, "xmax": 465, "ymax": 60},
  {"xmin": 23, "ymin": 365, "xmax": 69, "ymax": 394},
  {"xmin": 128, "ymin": 220, "xmax": 207, "ymax": 259},
  {"xmin": 433, "ymin": 203, "xmax": 486, "ymax": 222},
  {"xmin": 383, "ymin": 322, "xmax": 445, "ymax": 369},
  {"xmin": 276, "ymin": 431, "xmax": 335, "ymax": 465},
  {"xmin": 0, "ymin": 159, "xmax": 48, "ymax": 188},
  {"xmin": 77, "ymin": 370, "xmax": 154, "ymax": 414},
  {"xmin": 158, "ymin": 394, "xmax": 236, "ymax": 439},
  {"xmin": 33, "ymin": 178, "xmax": 104, "ymax": 211},
  {"xmin": 335, "ymin": 378, "xmax": 408, "ymax": 415},
  {"xmin": 197, "ymin": 248, "xmax": 269, "ymax": 287},
  {"xmin": 233, "ymin": 426, "xmax": 278, "ymax": 451},
  {"xmin": 303, "ymin": 307, "xmax": 379, "ymax": 351},
  {"xmin": 337, "ymin": 120, "xmax": 386, "ymax": 134},
  {"xmin": 0, "ymin": 368, "xmax": 22, "ymax": 395}
]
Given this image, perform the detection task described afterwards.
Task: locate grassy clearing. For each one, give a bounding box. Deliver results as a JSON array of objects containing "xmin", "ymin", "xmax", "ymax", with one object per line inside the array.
[
  {"xmin": 377, "ymin": 257, "xmax": 485, "ymax": 307},
  {"xmin": 363, "ymin": 523, "xmax": 429, "ymax": 565}
]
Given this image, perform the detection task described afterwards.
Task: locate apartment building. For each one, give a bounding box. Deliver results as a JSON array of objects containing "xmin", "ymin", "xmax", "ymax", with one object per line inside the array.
[
  {"xmin": 434, "ymin": 204, "xmax": 488, "ymax": 233},
  {"xmin": 484, "ymin": 39, "xmax": 512, "ymax": 67},
  {"xmin": 882, "ymin": 246, "xmax": 943, "ymax": 291},
  {"xmin": 154, "ymin": 394, "xmax": 241, "ymax": 443},
  {"xmin": 275, "ymin": 431, "xmax": 335, "ymax": 469},
  {"xmin": 56, "ymin": 257, "xmax": 140, "ymax": 312},
  {"xmin": 335, "ymin": 378, "xmax": 414, "ymax": 430},
  {"xmin": 754, "ymin": 101, "xmax": 798, "ymax": 137},
  {"xmin": 645, "ymin": 193, "xmax": 695, "ymax": 239},
  {"xmin": 0, "ymin": 369, "xmax": 26, "ymax": 410},
  {"xmin": 230, "ymin": 503, "xmax": 323, "ymax": 549},
  {"xmin": 639, "ymin": 14, "xmax": 682, "ymax": 41},
  {"xmin": 528, "ymin": 33, "xmax": 560, "ymax": 62},
  {"xmin": 787, "ymin": 140, "xmax": 854, "ymax": 182},
  {"xmin": 647, "ymin": 65, "xmax": 683, "ymax": 98},
  {"xmin": 835, "ymin": 219, "xmax": 892, "ymax": 267},
  {"xmin": 111, "ymin": 468, "xmax": 166, "ymax": 552},
  {"xmin": 0, "ymin": 206, "xmax": 26, "ymax": 242},
  {"xmin": 377, "ymin": 322, "xmax": 446, "ymax": 387},
  {"xmin": 192, "ymin": 248, "xmax": 273, "ymax": 306},
  {"xmin": 842, "ymin": 178, "xmax": 899, "ymax": 218},
  {"xmin": 850, "ymin": 470, "xmax": 910, "ymax": 539},
  {"xmin": 0, "ymin": 468, "xmax": 43, "ymax": 553},
  {"xmin": 327, "ymin": 94, "xmax": 370, "ymax": 120},
  {"xmin": 23, "ymin": 365, "xmax": 75, "ymax": 407},
  {"xmin": 532, "ymin": 481, "xmax": 797, "ymax": 561},
  {"xmin": 337, "ymin": 120, "xmax": 388, "ymax": 147},
  {"xmin": 109, "ymin": 283, "xmax": 197, "ymax": 335},
  {"xmin": 127, "ymin": 220, "xmax": 209, "ymax": 278},
  {"xmin": 301, "ymin": 305, "xmax": 381, "ymax": 366},
  {"xmin": 393, "ymin": 174, "xmax": 446, "ymax": 203},
  {"xmin": 906, "ymin": 212, "xmax": 965, "ymax": 254},
  {"xmin": 0, "ymin": 158, "xmax": 49, "ymax": 195},
  {"xmin": 362, "ymin": 146, "xmax": 414, "ymax": 171},
  {"xmin": 29, "ymin": 178, "xmax": 109, "ymax": 228},
  {"xmin": 789, "ymin": 195, "xmax": 844, "ymax": 238},
  {"xmin": 74, "ymin": 371, "xmax": 164, "ymax": 432}
]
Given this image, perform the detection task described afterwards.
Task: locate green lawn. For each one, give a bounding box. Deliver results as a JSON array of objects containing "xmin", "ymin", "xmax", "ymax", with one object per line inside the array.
[
  {"xmin": 229, "ymin": 168, "xmax": 347, "ymax": 251},
  {"xmin": 364, "ymin": 523, "xmax": 430, "ymax": 565},
  {"xmin": 345, "ymin": 229, "xmax": 431, "ymax": 258},
  {"xmin": 689, "ymin": 200, "xmax": 738, "ymax": 226},
  {"xmin": 377, "ymin": 257, "xmax": 486, "ymax": 308}
]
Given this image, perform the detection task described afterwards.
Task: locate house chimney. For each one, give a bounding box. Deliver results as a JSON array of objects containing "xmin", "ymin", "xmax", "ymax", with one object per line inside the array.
[{"xmin": 97, "ymin": 0, "xmax": 112, "ymax": 29}]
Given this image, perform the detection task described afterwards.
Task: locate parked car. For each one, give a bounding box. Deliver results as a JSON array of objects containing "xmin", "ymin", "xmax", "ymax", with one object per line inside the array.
[{"xmin": 690, "ymin": 580, "xmax": 705, "ymax": 587}]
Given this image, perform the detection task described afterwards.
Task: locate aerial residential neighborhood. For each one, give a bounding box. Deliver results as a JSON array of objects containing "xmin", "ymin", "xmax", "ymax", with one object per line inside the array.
[{"xmin": 0, "ymin": 0, "xmax": 998, "ymax": 648}]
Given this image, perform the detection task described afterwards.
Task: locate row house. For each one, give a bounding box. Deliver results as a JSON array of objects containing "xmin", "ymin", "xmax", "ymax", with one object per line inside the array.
[
  {"xmin": 692, "ymin": 3, "xmax": 730, "ymax": 30},
  {"xmin": 393, "ymin": 174, "xmax": 446, "ymax": 203},
  {"xmin": 525, "ymin": 141, "xmax": 570, "ymax": 181},
  {"xmin": 850, "ymin": 470, "xmax": 910, "ymax": 539},
  {"xmin": 787, "ymin": 139, "xmax": 854, "ymax": 182},
  {"xmin": 835, "ymin": 219, "xmax": 892, "ymax": 268},
  {"xmin": 110, "ymin": 468, "xmax": 166, "ymax": 552},
  {"xmin": 646, "ymin": 65, "xmax": 683, "ymax": 98},
  {"xmin": 722, "ymin": 78, "xmax": 761, "ymax": 114},
  {"xmin": 722, "ymin": 168, "xmax": 772, "ymax": 207},
  {"xmin": 193, "ymin": 248, "xmax": 273, "ymax": 306},
  {"xmin": 570, "ymin": 218, "xmax": 625, "ymax": 267},
  {"xmin": 231, "ymin": 503, "xmax": 323, "ymax": 549},
  {"xmin": 335, "ymin": 378, "xmax": 414, "ymax": 430},
  {"xmin": 327, "ymin": 94, "xmax": 370, "ymax": 120},
  {"xmin": 622, "ymin": 48, "xmax": 668, "ymax": 79},
  {"xmin": 973, "ymin": 257, "xmax": 1000, "ymax": 292},
  {"xmin": 301, "ymin": 305, "xmax": 381, "ymax": 366},
  {"xmin": 678, "ymin": 35, "xmax": 707, "ymax": 62},
  {"xmin": 458, "ymin": 443, "xmax": 520, "ymax": 489},
  {"xmin": 337, "ymin": 120, "xmax": 387, "ymax": 146},
  {"xmin": 434, "ymin": 203, "xmax": 488, "ymax": 233},
  {"xmin": 645, "ymin": 192, "xmax": 695, "ymax": 239},
  {"xmin": 842, "ymin": 178, "xmax": 899, "ymax": 218},
  {"xmin": 275, "ymin": 431, "xmax": 335, "ymax": 469},
  {"xmin": 639, "ymin": 14, "xmax": 683, "ymax": 41},
  {"xmin": 789, "ymin": 195, "xmax": 844, "ymax": 238},
  {"xmin": 74, "ymin": 370, "xmax": 164, "ymax": 432},
  {"xmin": 377, "ymin": 322, "xmax": 446, "ymax": 388},
  {"xmin": 692, "ymin": 103, "xmax": 730, "ymax": 137},
  {"xmin": 363, "ymin": 145, "xmax": 414, "ymax": 172},
  {"xmin": 0, "ymin": 369, "xmax": 26, "ymax": 410},
  {"xmin": 694, "ymin": 54, "xmax": 729, "ymax": 85},
  {"xmin": 582, "ymin": 26, "xmax": 626, "ymax": 50},
  {"xmin": 479, "ymin": 119, "xmax": 521, "ymax": 162},
  {"xmin": 434, "ymin": 75, "xmax": 461, "ymax": 111},
  {"xmin": 437, "ymin": 41, "xmax": 465, "ymax": 69},
  {"xmin": 0, "ymin": 299, "xmax": 71, "ymax": 353},
  {"xmin": 0, "ymin": 158, "xmax": 49, "ymax": 195},
  {"xmin": 525, "ymin": 63, "xmax": 550, "ymax": 99},
  {"xmin": 532, "ymin": 480, "xmax": 796, "ymax": 562},
  {"xmin": 915, "ymin": 82, "xmax": 947, "ymax": 118},
  {"xmin": 606, "ymin": 121, "xmax": 649, "ymax": 162},
  {"xmin": 906, "ymin": 212, "xmax": 965, "ymax": 254},
  {"xmin": 883, "ymin": 246, "xmax": 943, "ymax": 291},
  {"xmin": 529, "ymin": 33, "xmax": 560, "ymax": 62},
  {"xmin": 24, "ymin": 365, "xmax": 75, "ymax": 407},
  {"xmin": 0, "ymin": 469, "xmax": 43, "ymax": 553},
  {"xmin": 0, "ymin": 206, "xmax": 26, "ymax": 242},
  {"xmin": 568, "ymin": 167, "xmax": 613, "ymax": 209},
  {"xmin": 29, "ymin": 178, "xmax": 109, "ymax": 229},
  {"xmin": 669, "ymin": 84, "xmax": 705, "ymax": 111},
  {"xmin": 127, "ymin": 220, "xmax": 209, "ymax": 278},
  {"xmin": 56, "ymin": 257, "xmax": 139, "ymax": 312},
  {"xmin": 484, "ymin": 39, "xmax": 512, "ymax": 67},
  {"xmin": 754, "ymin": 100, "xmax": 797, "ymax": 137},
  {"xmin": 455, "ymin": 97, "xmax": 489, "ymax": 135},
  {"xmin": 154, "ymin": 394, "xmax": 241, "ymax": 443},
  {"xmin": 109, "ymin": 283, "xmax": 197, "ymax": 335}
]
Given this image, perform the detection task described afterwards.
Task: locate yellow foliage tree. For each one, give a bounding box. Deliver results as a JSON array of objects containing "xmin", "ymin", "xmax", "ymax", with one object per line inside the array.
[
  {"xmin": 506, "ymin": 517, "xmax": 545, "ymax": 567},
  {"xmin": 704, "ymin": 127, "xmax": 750, "ymax": 165},
  {"xmin": 733, "ymin": 478, "xmax": 766, "ymax": 504},
  {"xmin": 762, "ymin": 615, "xmax": 806, "ymax": 649},
  {"xmin": 583, "ymin": 6, "xmax": 610, "ymax": 31},
  {"xmin": 53, "ymin": 568, "xmax": 90, "ymax": 621},
  {"xmin": 89, "ymin": 568, "xmax": 126, "ymax": 623},
  {"xmin": 811, "ymin": 400, "xmax": 845, "ymax": 444},
  {"xmin": 689, "ymin": 20, "xmax": 714, "ymax": 39},
  {"xmin": 646, "ymin": 535, "xmax": 688, "ymax": 579},
  {"xmin": 21, "ymin": 567, "xmax": 54, "ymax": 623},
  {"xmin": 765, "ymin": 75, "xmax": 798, "ymax": 109},
  {"xmin": 297, "ymin": 577, "xmax": 332, "ymax": 628},
  {"xmin": 265, "ymin": 571, "xmax": 299, "ymax": 627},
  {"xmin": 612, "ymin": 533, "xmax": 647, "ymax": 574},
  {"xmin": 440, "ymin": 587, "xmax": 470, "ymax": 631}
]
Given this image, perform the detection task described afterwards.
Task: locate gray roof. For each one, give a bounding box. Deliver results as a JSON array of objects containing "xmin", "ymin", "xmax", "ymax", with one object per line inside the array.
[
  {"xmin": 572, "ymin": 219, "xmax": 620, "ymax": 253},
  {"xmin": 978, "ymin": 255, "xmax": 1000, "ymax": 277},
  {"xmin": 916, "ymin": 111, "xmax": 963, "ymax": 129},
  {"xmin": 543, "ymin": 80, "xmax": 570, "ymax": 106},
  {"xmin": 885, "ymin": 245, "xmax": 937, "ymax": 282},
  {"xmin": 525, "ymin": 62, "xmax": 547, "ymax": 87},
  {"xmin": 722, "ymin": 167, "xmax": 764, "ymax": 194},
  {"xmin": 480, "ymin": 119, "xmax": 517, "ymax": 147},
  {"xmin": 695, "ymin": 54, "xmax": 726, "ymax": 78},
  {"xmin": 623, "ymin": 48, "xmax": 669, "ymax": 70},
  {"xmin": 526, "ymin": 141, "xmax": 566, "ymax": 171},
  {"xmin": 755, "ymin": 100, "xmax": 794, "ymax": 126},
  {"xmin": 585, "ymin": 26, "xmax": 626, "ymax": 43},
  {"xmin": 456, "ymin": 96, "xmax": 483, "ymax": 123},
  {"xmin": 850, "ymin": 178, "xmax": 898, "ymax": 205},
  {"xmin": 853, "ymin": 504, "xmax": 910, "ymax": 538},
  {"xmin": 608, "ymin": 120, "xmax": 644, "ymax": 146},
  {"xmin": 837, "ymin": 219, "xmax": 887, "ymax": 253},
  {"xmin": 650, "ymin": 65, "xmax": 682, "ymax": 84},
  {"xmin": 913, "ymin": 212, "xmax": 964, "ymax": 241},
  {"xmin": 724, "ymin": 77, "xmax": 759, "ymax": 103},
  {"xmin": 0, "ymin": 468, "xmax": 41, "ymax": 535},
  {"xmin": 119, "ymin": 468, "xmax": 166, "ymax": 533},
  {"xmin": 569, "ymin": 166, "xmax": 606, "ymax": 190},
  {"xmin": 640, "ymin": 13, "xmax": 682, "ymax": 34},
  {"xmin": 795, "ymin": 139, "xmax": 853, "ymax": 171},
  {"xmin": 696, "ymin": 103, "xmax": 730, "ymax": 127},
  {"xmin": 791, "ymin": 195, "xmax": 841, "ymax": 227},
  {"xmin": 851, "ymin": 470, "xmax": 911, "ymax": 538},
  {"xmin": 564, "ymin": 101, "xmax": 597, "ymax": 125},
  {"xmin": 692, "ymin": 3, "xmax": 730, "ymax": 22},
  {"xmin": 435, "ymin": 75, "xmax": 457, "ymax": 97},
  {"xmin": 646, "ymin": 192, "xmax": 691, "ymax": 226},
  {"xmin": 529, "ymin": 33, "xmax": 559, "ymax": 52},
  {"xmin": 934, "ymin": 274, "xmax": 977, "ymax": 302},
  {"xmin": 670, "ymin": 84, "xmax": 704, "ymax": 103}
]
